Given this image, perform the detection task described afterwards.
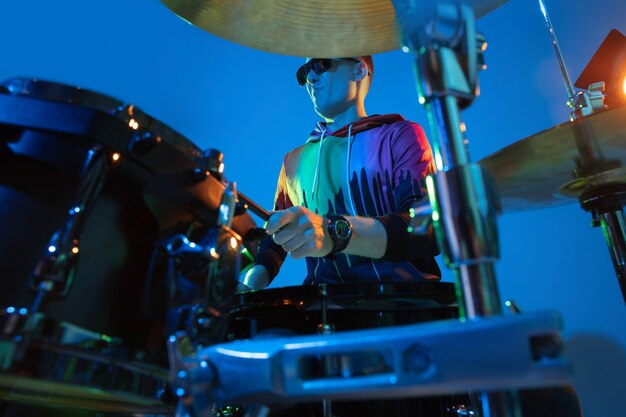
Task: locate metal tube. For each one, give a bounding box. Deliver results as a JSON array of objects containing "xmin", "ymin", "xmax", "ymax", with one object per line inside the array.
[
  {"xmin": 481, "ymin": 391, "xmax": 523, "ymax": 417},
  {"xmin": 538, "ymin": 0, "xmax": 577, "ymax": 106},
  {"xmin": 429, "ymin": 94, "xmax": 469, "ymax": 170},
  {"xmin": 600, "ymin": 209, "xmax": 626, "ymax": 302},
  {"xmin": 457, "ymin": 263, "xmax": 503, "ymax": 318}
]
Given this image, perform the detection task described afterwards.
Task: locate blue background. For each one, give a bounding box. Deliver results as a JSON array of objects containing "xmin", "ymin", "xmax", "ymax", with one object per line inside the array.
[{"xmin": 1, "ymin": 1, "xmax": 624, "ymax": 416}]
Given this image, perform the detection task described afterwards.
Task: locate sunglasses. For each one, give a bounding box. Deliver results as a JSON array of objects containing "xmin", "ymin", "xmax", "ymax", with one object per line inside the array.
[{"xmin": 296, "ymin": 58, "xmax": 361, "ymax": 86}]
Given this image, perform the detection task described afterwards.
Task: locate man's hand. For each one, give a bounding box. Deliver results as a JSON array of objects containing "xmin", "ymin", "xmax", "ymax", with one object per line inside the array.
[{"xmin": 267, "ymin": 206, "xmax": 333, "ymax": 258}]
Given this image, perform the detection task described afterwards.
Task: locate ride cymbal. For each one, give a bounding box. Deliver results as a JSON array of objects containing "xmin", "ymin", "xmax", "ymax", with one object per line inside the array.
[
  {"xmin": 480, "ymin": 105, "xmax": 626, "ymax": 211},
  {"xmin": 160, "ymin": 0, "xmax": 508, "ymax": 57}
]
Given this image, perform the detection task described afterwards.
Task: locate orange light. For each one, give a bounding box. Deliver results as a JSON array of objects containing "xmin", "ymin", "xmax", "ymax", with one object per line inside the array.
[
  {"xmin": 128, "ymin": 118, "xmax": 139, "ymax": 130},
  {"xmin": 623, "ymin": 76, "xmax": 626, "ymax": 96},
  {"xmin": 112, "ymin": 152, "xmax": 121, "ymax": 161},
  {"xmin": 71, "ymin": 247, "xmax": 79, "ymax": 254},
  {"xmin": 230, "ymin": 237, "xmax": 238, "ymax": 249}
]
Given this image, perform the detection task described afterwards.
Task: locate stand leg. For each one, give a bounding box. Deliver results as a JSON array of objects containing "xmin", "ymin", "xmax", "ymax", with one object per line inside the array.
[{"xmin": 392, "ymin": 2, "xmax": 522, "ymax": 415}]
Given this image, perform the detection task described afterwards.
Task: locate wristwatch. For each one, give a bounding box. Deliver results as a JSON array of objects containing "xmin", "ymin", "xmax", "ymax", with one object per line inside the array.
[{"xmin": 326, "ymin": 214, "xmax": 352, "ymax": 254}]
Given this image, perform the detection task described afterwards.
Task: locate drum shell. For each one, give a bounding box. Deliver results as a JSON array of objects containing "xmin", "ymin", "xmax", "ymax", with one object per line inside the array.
[{"xmin": 0, "ymin": 129, "xmax": 163, "ymax": 347}]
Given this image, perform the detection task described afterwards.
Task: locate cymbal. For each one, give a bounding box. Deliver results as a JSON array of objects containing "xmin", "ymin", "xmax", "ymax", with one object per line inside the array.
[
  {"xmin": 479, "ymin": 105, "xmax": 626, "ymax": 211},
  {"xmin": 160, "ymin": 0, "xmax": 508, "ymax": 57}
]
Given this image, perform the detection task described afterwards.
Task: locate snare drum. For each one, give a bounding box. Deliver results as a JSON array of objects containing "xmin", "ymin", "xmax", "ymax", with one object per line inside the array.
[
  {"xmin": 229, "ymin": 282, "xmax": 459, "ymax": 338},
  {"xmin": 0, "ymin": 79, "xmax": 250, "ymax": 415},
  {"xmin": 228, "ymin": 283, "xmax": 477, "ymax": 417}
]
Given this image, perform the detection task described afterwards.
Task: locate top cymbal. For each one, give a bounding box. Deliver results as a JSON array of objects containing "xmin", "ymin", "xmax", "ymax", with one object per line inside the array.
[
  {"xmin": 480, "ymin": 105, "xmax": 626, "ymax": 211},
  {"xmin": 160, "ymin": 0, "xmax": 508, "ymax": 57}
]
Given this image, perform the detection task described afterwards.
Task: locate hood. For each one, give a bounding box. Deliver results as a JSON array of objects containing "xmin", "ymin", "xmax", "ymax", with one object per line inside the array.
[{"xmin": 306, "ymin": 114, "xmax": 406, "ymax": 143}]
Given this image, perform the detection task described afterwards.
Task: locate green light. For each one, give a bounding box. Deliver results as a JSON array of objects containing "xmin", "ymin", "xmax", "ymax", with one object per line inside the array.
[
  {"xmin": 425, "ymin": 175, "xmax": 435, "ymax": 193},
  {"xmin": 241, "ymin": 247, "xmax": 255, "ymax": 262},
  {"xmin": 407, "ymin": 227, "xmax": 413, "ymax": 233},
  {"xmin": 432, "ymin": 211, "xmax": 440, "ymax": 222},
  {"xmin": 409, "ymin": 207, "xmax": 415, "ymax": 218},
  {"xmin": 505, "ymin": 300, "xmax": 512, "ymax": 307},
  {"xmin": 101, "ymin": 335, "xmax": 113, "ymax": 343}
]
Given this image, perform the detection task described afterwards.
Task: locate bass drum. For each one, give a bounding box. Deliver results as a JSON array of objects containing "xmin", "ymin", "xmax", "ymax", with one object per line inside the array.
[
  {"xmin": 228, "ymin": 282, "xmax": 479, "ymax": 417},
  {"xmin": 0, "ymin": 79, "xmax": 252, "ymax": 416}
]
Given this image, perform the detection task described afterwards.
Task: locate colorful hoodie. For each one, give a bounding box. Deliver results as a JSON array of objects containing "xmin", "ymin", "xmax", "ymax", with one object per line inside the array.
[{"xmin": 256, "ymin": 114, "xmax": 441, "ymax": 285}]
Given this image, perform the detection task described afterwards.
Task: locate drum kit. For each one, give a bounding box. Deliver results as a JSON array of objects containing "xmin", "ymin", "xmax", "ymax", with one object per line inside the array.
[{"xmin": 0, "ymin": 0, "xmax": 623, "ymax": 416}]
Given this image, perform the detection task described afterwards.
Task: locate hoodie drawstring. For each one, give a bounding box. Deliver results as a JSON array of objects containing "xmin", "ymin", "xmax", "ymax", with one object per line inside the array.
[
  {"xmin": 311, "ymin": 129, "xmax": 326, "ymax": 204},
  {"xmin": 346, "ymin": 124, "xmax": 358, "ymax": 216}
]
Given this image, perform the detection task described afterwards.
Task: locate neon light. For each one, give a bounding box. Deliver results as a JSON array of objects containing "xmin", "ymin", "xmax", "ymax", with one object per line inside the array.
[
  {"xmin": 48, "ymin": 245, "xmax": 56, "ymax": 253},
  {"xmin": 435, "ymin": 153, "xmax": 443, "ymax": 171},
  {"xmin": 6, "ymin": 307, "xmax": 15, "ymax": 314},
  {"xmin": 215, "ymin": 347, "xmax": 269, "ymax": 359},
  {"xmin": 19, "ymin": 308, "xmax": 27, "ymax": 315},
  {"xmin": 284, "ymin": 340, "xmax": 329, "ymax": 350}
]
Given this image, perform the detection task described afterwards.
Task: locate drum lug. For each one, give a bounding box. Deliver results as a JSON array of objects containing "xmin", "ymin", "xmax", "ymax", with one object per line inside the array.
[
  {"xmin": 129, "ymin": 130, "xmax": 160, "ymax": 155},
  {"xmin": 316, "ymin": 323, "xmax": 335, "ymax": 335},
  {"xmin": 200, "ymin": 148, "xmax": 224, "ymax": 178}
]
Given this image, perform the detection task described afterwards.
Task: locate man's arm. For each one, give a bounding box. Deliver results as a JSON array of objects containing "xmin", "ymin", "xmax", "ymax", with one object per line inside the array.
[
  {"xmin": 237, "ymin": 161, "xmax": 291, "ymax": 292},
  {"xmin": 268, "ymin": 206, "xmax": 388, "ymax": 259}
]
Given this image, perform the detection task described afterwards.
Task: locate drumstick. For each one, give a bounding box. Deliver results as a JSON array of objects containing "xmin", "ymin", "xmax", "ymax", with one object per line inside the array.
[{"xmin": 237, "ymin": 191, "xmax": 271, "ymax": 222}]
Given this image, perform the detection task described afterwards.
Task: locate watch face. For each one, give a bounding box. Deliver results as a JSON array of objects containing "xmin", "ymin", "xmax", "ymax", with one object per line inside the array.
[{"xmin": 335, "ymin": 220, "xmax": 351, "ymax": 238}]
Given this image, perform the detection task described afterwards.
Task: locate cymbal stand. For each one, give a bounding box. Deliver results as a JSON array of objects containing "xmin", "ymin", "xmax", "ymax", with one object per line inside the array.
[
  {"xmin": 392, "ymin": 1, "xmax": 520, "ymax": 416},
  {"xmin": 539, "ymin": 0, "xmax": 626, "ymax": 302}
]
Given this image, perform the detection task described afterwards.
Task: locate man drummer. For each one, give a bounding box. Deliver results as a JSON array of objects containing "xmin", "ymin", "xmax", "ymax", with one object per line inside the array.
[
  {"xmin": 239, "ymin": 55, "xmax": 441, "ymax": 290},
  {"xmin": 237, "ymin": 56, "xmax": 584, "ymax": 417}
]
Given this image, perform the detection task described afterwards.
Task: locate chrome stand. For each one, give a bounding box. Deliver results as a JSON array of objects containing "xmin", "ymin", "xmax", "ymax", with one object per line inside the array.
[
  {"xmin": 30, "ymin": 146, "xmax": 110, "ymax": 311},
  {"xmin": 539, "ymin": 0, "xmax": 626, "ymax": 303},
  {"xmin": 392, "ymin": 1, "xmax": 520, "ymax": 415}
]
